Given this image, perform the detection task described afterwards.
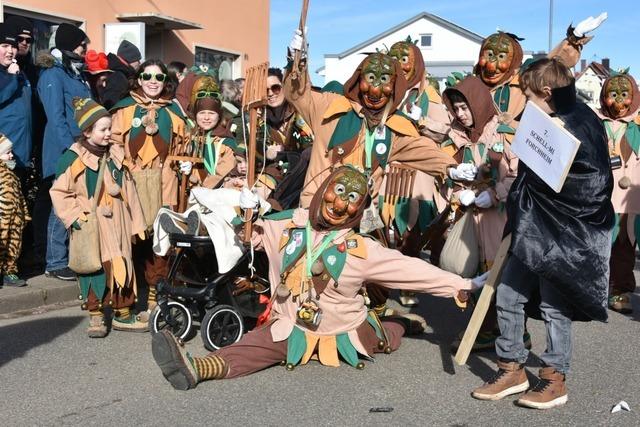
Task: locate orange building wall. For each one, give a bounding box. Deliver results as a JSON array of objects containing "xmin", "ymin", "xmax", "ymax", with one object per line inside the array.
[{"xmin": 4, "ymin": 0, "xmax": 269, "ymax": 73}]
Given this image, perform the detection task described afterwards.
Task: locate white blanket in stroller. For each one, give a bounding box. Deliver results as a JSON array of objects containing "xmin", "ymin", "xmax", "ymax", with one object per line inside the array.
[{"xmin": 152, "ymin": 187, "xmax": 271, "ymax": 274}]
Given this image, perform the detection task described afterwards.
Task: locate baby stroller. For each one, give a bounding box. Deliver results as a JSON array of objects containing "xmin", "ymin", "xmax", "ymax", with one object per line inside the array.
[{"xmin": 149, "ymin": 230, "xmax": 270, "ymax": 351}]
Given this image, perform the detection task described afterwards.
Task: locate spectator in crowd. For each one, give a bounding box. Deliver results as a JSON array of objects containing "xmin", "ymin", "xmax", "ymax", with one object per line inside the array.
[
  {"xmin": 84, "ymin": 50, "xmax": 112, "ymax": 105},
  {"xmin": 0, "ymin": 134, "xmax": 30, "ymax": 287},
  {"xmin": 0, "ymin": 22, "xmax": 32, "ymax": 178},
  {"xmin": 36, "ymin": 22, "xmax": 91, "ymax": 281},
  {"xmin": 102, "ymin": 40, "xmax": 141, "ymax": 110},
  {"xmin": 168, "ymin": 60, "xmax": 188, "ymax": 84}
]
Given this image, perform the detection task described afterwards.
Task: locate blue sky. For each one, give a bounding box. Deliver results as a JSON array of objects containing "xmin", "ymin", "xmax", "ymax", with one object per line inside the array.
[{"xmin": 269, "ymin": 0, "xmax": 639, "ymax": 85}]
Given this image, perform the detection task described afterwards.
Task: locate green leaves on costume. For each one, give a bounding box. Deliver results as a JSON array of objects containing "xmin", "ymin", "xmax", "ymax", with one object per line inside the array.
[
  {"xmin": 494, "ymin": 85, "xmax": 510, "ymax": 113},
  {"xmin": 328, "ymin": 110, "xmax": 362, "ymax": 150},
  {"xmin": 321, "ymin": 245, "xmax": 347, "ymax": 283},
  {"xmin": 445, "ymin": 72, "xmax": 468, "ymax": 88},
  {"xmin": 281, "ymin": 229, "xmax": 306, "ymax": 273},
  {"xmin": 78, "ymin": 270, "xmax": 107, "ymax": 301},
  {"xmin": 286, "ymin": 326, "xmax": 307, "ymax": 365},
  {"xmin": 625, "ymin": 122, "xmax": 640, "ymax": 156},
  {"xmin": 336, "ymin": 334, "xmax": 359, "ymax": 367}
]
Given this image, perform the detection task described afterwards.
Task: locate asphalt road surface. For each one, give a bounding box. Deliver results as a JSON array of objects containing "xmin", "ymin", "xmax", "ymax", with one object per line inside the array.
[{"xmin": 1, "ymin": 290, "xmax": 638, "ymax": 426}]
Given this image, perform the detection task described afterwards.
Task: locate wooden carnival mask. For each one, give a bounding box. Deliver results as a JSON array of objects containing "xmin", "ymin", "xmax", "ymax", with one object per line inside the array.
[
  {"xmin": 477, "ymin": 33, "xmax": 521, "ymax": 87},
  {"xmin": 358, "ymin": 53, "xmax": 397, "ymax": 111},
  {"xmin": 388, "ymin": 41, "xmax": 417, "ymax": 84},
  {"xmin": 320, "ymin": 168, "xmax": 368, "ymax": 226},
  {"xmin": 603, "ymin": 75, "xmax": 635, "ymax": 119}
]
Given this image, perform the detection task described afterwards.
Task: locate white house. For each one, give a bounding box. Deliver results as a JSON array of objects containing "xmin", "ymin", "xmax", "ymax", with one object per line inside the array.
[
  {"xmin": 575, "ymin": 60, "xmax": 610, "ymax": 109},
  {"xmin": 317, "ymin": 12, "xmax": 484, "ymax": 87}
]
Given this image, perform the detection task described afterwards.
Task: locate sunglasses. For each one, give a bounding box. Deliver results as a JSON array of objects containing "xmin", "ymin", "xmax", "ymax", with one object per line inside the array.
[
  {"xmin": 140, "ymin": 72, "xmax": 167, "ymax": 82},
  {"xmin": 267, "ymin": 84, "xmax": 282, "ymax": 95},
  {"xmin": 195, "ymin": 90, "xmax": 220, "ymax": 99},
  {"xmin": 17, "ymin": 36, "xmax": 32, "ymax": 44}
]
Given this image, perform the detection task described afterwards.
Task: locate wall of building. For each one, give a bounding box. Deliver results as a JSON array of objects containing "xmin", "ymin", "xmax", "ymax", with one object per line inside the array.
[
  {"xmin": 321, "ymin": 17, "xmax": 481, "ymax": 84},
  {"xmin": 3, "ymin": 0, "xmax": 269, "ymax": 76}
]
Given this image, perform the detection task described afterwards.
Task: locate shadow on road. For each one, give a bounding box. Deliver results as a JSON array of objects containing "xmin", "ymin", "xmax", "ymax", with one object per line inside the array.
[{"xmin": 0, "ymin": 315, "xmax": 83, "ymax": 368}]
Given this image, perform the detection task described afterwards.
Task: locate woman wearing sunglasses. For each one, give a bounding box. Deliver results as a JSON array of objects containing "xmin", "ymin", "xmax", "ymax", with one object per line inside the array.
[{"xmin": 110, "ymin": 59, "xmax": 187, "ymax": 317}]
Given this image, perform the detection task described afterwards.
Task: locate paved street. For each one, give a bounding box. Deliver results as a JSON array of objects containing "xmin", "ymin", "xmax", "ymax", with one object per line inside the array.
[{"xmin": 1, "ymin": 289, "xmax": 638, "ymax": 426}]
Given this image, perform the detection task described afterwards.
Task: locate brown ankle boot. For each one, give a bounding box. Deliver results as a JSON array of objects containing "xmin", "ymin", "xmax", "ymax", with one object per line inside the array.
[
  {"xmin": 517, "ymin": 367, "xmax": 567, "ymax": 409},
  {"xmin": 472, "ymin": 360, "xmax": 529, "ymax": 400}
]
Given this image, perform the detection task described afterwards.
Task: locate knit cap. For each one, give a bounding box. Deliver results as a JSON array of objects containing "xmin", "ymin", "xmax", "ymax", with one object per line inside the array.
[
  {"xmin": 72, "ymin": 97, "xmax": 110, "ymax": 131},
  {"xmin": 55, "ymin": 23, "xmax": 88, "ymax": 52},
  {"xmin": 117, "ymin": 40, "xmax": 141, "ymax": 64}
]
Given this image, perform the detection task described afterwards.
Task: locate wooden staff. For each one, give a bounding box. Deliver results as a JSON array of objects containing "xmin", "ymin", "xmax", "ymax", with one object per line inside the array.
[
  {"xmin": 289, "ymin": 0, "xmax": 310, "ymax": 86},
  {"xmin": 454, "ymin": 234, "xmax": 512, "ymax": 366},
  {"xmin": 241, "ymin": 62, "xmax": 268, "ymax": 242},
  {"xmin": 167, "ymin": 134, "xmax": 204, "ymax": 213}
]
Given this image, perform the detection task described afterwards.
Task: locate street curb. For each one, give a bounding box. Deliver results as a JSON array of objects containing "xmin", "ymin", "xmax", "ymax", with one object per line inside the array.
[{"xmin": 0, "ymin": 275, "xmax": 79, "ymax": 315}]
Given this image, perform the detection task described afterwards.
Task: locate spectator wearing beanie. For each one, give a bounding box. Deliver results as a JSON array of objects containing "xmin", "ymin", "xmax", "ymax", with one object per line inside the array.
[
  {"xmin": 0, "ymin": 22, "xmax": 32, "ymax": 174},
  {"xmin": 102, "ymin": 39, "xmax": 141, "ymax": 110},
  {"xmin": 36, "ymin": 23, "xmax": 91, "ymax": 281}
]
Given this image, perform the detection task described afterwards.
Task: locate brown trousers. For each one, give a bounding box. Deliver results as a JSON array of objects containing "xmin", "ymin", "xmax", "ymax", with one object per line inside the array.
[
  {"xmin": 610, "ymin": 214, "xmax": 637, "ymax": 294},
  {"xmin": 132, "ymin": 239, "xmax": 169, "ymax": 306},
  {"xmin": 86, "ymin": 286, "xmax": 135, "ymax": 311},
  {"xmin": 211, "ymin": 320, "xmax": 405, "ymax": 379}
]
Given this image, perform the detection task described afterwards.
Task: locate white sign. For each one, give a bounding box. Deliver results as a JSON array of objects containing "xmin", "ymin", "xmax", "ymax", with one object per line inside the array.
[
  {"xmin": 511, "ymin": 101, "xmax": 581, "ymax": 193},
  {"xmin": 104, "ymin": 22, "xmax": 145, "ymax": 60}
]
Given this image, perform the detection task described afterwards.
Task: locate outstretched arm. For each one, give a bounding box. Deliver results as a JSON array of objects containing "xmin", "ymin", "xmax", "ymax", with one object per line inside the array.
[{"xmin": 548, "ymin": 12, "xmax": 607, "ymax": 67}]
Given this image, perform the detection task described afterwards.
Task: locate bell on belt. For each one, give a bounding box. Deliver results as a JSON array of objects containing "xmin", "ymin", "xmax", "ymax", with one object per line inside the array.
[
  {"xmin": 311, "ymin": 259, "xmax": 324, "ymax": 276},
  {"xmin": 277, "ymin": 284, "xmax": 291, "ymax": 298},
  {"xmin": 619, "ymin": 175, "xmax": 631, "ymax": 189}
]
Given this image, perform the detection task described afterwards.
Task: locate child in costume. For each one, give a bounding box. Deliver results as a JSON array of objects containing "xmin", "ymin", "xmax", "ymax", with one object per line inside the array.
[
  {"xmin": 50, "ymin": 98, "xmax": 147, "ymax": 337},
  {"xmin": 177, "ymin": 74, "xmax": 243, "ymax": 192},
  {"xmin": 151, "ymin": 166, "xmax": 477, "ymax": 390},
  {"xmin": 471, "ymin": 58, "xmax": 614, "ymax": 409},
  {"xmin": 596, "ymin": 72, "xmax": 640, "ymax": 314},
  {"xmin": 110, "ymin": 59, "xmax": 187, "ymax": 314},
  {"xmin": 0, "ymin": 134, "xmax": 30, "ymax": 287}
]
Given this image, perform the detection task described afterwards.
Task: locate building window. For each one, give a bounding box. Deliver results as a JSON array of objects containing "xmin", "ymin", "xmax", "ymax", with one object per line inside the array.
[
  {"xmin": 195, "ymin": 46, "xmax": 239, "ymax": 80},
  {"xmin": 420, "ymin": 34, "xmax": 432, "ymax": 47}
]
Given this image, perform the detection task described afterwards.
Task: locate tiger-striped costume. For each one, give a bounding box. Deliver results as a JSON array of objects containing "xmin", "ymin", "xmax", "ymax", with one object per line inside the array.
[{"xmin": 0, "ymin": 161, "xmax": 30, "ymax": 275}]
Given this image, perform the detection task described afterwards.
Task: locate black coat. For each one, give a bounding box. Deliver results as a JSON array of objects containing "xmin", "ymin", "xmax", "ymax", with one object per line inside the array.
[
  {"xmin": 505, "ymin": 102, "xmax": 614, "ymax": 322},
  {"xmin": 102, "ymin": 53, "xmax": 135, "ymax": 110}
]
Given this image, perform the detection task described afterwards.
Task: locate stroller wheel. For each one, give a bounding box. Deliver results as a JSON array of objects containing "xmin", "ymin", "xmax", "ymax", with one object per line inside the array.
[
  {"xmin": 201, "ymin": 305, "xmax": 244, "ymax": 351},
  {"xmin": 150, "ymin": 301, "xmax": 193, "ymax": 341}
]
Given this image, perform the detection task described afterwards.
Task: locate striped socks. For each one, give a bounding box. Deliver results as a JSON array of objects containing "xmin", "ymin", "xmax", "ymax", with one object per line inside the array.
[{"xmin": 193, "ymin": 355, "xmax": 229, "ymax": 380}]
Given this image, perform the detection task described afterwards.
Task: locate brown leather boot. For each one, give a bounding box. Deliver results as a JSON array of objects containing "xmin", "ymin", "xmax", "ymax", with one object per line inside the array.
[
  {"xmin": 517, "ymin": 367, "xmax": 567, "ymax": 409},
  {"xmin": 472, "ymin": 360, "xmax": 529, "ymax": 400}
]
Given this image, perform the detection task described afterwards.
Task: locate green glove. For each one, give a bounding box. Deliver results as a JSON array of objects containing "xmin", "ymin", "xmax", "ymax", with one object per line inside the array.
[{"xmin": 72, "ymin": 220, "xmax": 82, "ymax": 230}]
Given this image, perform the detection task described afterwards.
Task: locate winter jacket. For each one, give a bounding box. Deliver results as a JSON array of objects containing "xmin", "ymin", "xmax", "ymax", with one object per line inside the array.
[
  {"xmin": 37, "ymin": 52, "xmax": 91, "ymax": 178},
  {"xmin": 102, "ymin": 53, "xmax": 135, "ymax": 110},
  {"xmin": 0, "ymin": 66, "xmax": 33, "ymax": 168}
]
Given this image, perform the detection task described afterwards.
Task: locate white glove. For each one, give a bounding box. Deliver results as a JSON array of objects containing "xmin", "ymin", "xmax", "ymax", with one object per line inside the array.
[
  {"xmin": 239, "ymin": 187, "xmax": 260, "ymax": 210},
  {"xmin": 179, "ymin": 161, "xmax": 192, "ymax": 175},
  {"xmin": 289, "ymin": 28, "xmax": 305, "ymax": 52},
  {"xmin": 458, "ymin": 189, "xmax": 476, "ymax": 207},
  {"xmin": 471, "ymin": 271, "xmax": 490, "ymax": 290},
  {"xmin": 573, "ymin": 12, "xmax": 607, "ymax": 37},
  {"xmin": 449, "ymin": 163, "xmax": 477, "ymax": 181},
  {"xmin": 474, "ymin": 190, "xmax": 493, "ymax": 208},
  {"xmin": 266, "ymin": 144, "xmax": 283, "ymax": 161},
  {"xmin": 407, "ymin": 104, "xmax": 422, "ymax": 121}
]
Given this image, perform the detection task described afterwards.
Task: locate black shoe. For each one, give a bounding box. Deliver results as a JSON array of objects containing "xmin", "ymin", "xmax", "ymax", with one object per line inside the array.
[
  {"xmin": 3, "ymin": 274, "xmax": 28, "ymax": 287},
  {"xmin": 45, "ymin": 267, "xmax": 76, "ymax": 281}
]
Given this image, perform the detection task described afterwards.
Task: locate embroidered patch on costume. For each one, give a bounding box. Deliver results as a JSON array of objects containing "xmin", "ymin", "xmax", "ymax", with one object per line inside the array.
[
  {"xmin": 337, "ymin": 147, "xmax": 345, "ymax": 155},
  {"xmin": 492, "ymin": 142, "xmax": 504, "ymax": 153},
  {"xmin": 374, "ymin": 126, "xmax": 386, "ymax": 139},
  {"xmin": 346, "ymin": 239, "xmax": 358, "ymax": 249},
  {"xmin": 132, "ymin": 117, "xmax": 142, "ymax": 128},
  {"xmin": 285, "ymin": 241, "xmax": 296, "ymax": 255},
  {"xmin": 375, "ymin": 142, "xmax": 387, "ymax": 155},
  {"xmin": 294, "ymin": 230, "xmax": 303, "ymax": 246},
  {"xmin": 327, "ymin": 255, "xmax": 337, "ymax": 266}
]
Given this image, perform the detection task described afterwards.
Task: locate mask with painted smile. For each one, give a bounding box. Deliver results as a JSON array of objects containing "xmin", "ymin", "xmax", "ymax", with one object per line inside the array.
[
  {"xmin": 358, "ymin": 53, "xmax": 397, "ymax": 111},
  {"xmin": 602, "ymin": 75, "xmax": 635, "ymax": 119},
  {"xmin": 388, "ymin": 41, "xmax": 416, "ymax": 84},
  {"xmin": 309, "ymin": 167, "xmax": 370, "ymax": 231},
  {"xmin": 477, "ymin": 33, "xmax": 522, "ymax": 87}
]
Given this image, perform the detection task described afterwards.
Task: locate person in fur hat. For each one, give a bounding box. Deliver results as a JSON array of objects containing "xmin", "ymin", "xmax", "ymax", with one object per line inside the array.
[
  {"xmin": 50, "ymin": 98, "xmax": 147, "ymax": 336},
  {"xmin": 0, "ymin": 134, "xmax": 30, "ymax": 287},
  {"xmin": 596, "ymin": 71, "xmax": 640, "ymax": 314},
  {"xmin": 150, "ymin": 166, "xmax": 479, "ymax": 390}
]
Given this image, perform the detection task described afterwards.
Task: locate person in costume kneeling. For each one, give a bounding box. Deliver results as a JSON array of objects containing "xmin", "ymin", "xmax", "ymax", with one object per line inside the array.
[
  {"xmin": 151, "ymin": 166, "xmax": 476, "ymax": 390},
  {"xmin": 50, "ymin": 98, "xmax": 147, "ymax": 337}
]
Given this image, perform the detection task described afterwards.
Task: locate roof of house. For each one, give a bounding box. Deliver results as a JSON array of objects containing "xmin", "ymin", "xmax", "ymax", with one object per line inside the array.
[
  {"xmin": 323, "ymin": 11, "xmax": 484, "ymax": 60},
  {"xmin": 576, "ymin": 61, "xmax": 610, "ymax": 81}
]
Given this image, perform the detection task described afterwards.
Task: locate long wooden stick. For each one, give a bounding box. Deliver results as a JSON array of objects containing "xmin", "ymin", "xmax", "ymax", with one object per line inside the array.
[
  {"xmin": 454, "ymin": 234, "xmax": 512, "ymax": 366},
  {"xmin": 290, "ymin": 0, "xmax": 310, "ymax": 83}
]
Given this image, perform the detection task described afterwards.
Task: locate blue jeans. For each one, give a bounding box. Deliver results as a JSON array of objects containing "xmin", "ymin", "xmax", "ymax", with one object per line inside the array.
[
  {"xmin": 495, "ymin": 256, "xmax": 574, "ymax": 374},
  {"xmin": 46, "ymin": 210, "xmax": 69, "ymax": 271}
]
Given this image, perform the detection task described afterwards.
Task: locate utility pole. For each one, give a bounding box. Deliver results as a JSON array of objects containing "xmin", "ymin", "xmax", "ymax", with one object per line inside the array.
[{"xmin": 548, "ymin": 0, "xmax": 554, "ymax": 52}]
